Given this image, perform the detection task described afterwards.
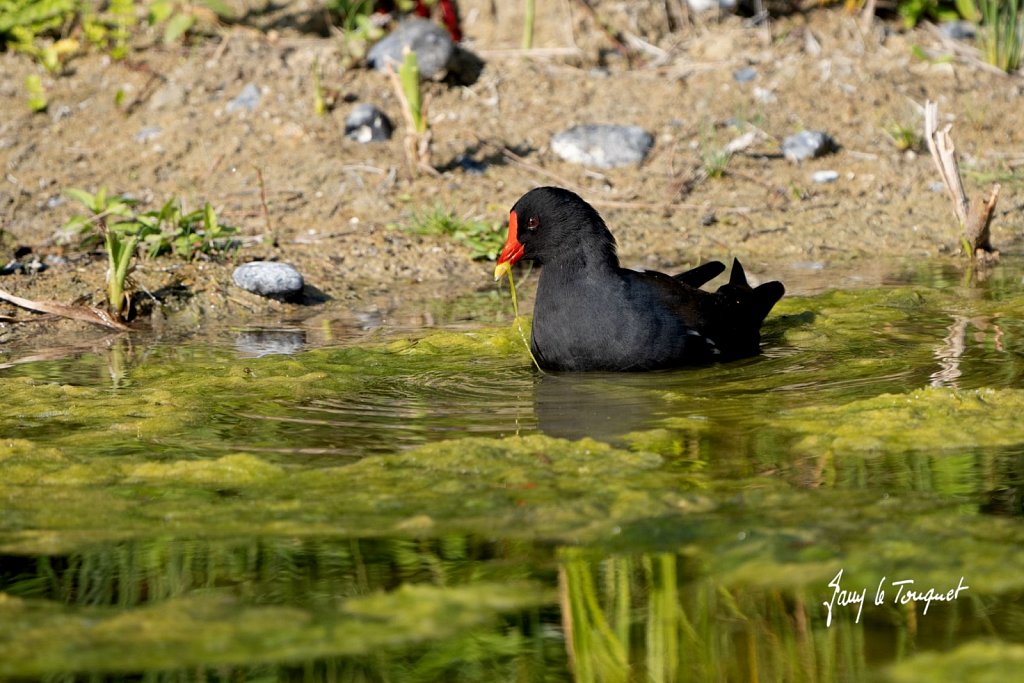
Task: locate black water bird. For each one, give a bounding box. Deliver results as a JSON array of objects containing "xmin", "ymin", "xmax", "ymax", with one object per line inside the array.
[{"xmin": 493, "ymin": 186, "xmax": 784, "ymax": 371}]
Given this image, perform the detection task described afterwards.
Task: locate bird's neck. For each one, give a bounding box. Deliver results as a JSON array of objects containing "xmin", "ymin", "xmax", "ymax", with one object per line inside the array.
[{"xmin": 545, "ymin": 241, "xmax": 619, "ymax": 281}]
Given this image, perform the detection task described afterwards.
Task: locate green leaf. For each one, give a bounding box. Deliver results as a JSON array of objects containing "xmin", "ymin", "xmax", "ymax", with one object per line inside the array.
[
  {"xmin": 25, "ymin": 74, "xmax": 47, "ymax": 113},
  {"xmin": 203, "ymin": 203, "xmax": 216, "ymax": 232},
  {"xmin": 148, "ymin": 0, "xmax": 174, "ymax": 25},
  {"xmin": 198, "ymin": 0, "xmax": 236, "ymax": 19},
  {"xmin": 65, "ymin": 188, "xmax": 98, "ymax": 211},
  {"xmin": 163, "ymin": 13, "xmax": 195, "ymax": 45}
]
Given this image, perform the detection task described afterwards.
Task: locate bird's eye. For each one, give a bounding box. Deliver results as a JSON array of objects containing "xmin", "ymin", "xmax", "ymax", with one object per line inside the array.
[{"xmin": 526, "ymin": 216, "xmax": 540, "ymax": 230}]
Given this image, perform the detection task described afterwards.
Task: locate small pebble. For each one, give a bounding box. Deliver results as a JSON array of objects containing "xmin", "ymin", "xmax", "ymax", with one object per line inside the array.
[
  {"xmin": 232, "ymin": 261, "xmax": 304, "ymax": 300},
  {"xmin": 733, "ymin": 67, "xmax": 757, "ymax": 83},
  {"xmin": 226, "ymin": 83, "xmax": 261, "ymax": 114},
  {"xmin": 812, "ymin": 170, "xmax": 839, "ymax": 184},
  {"xmin": 688, "ymin": 0, "xmax": 737, "ymax": 11},
  {"xmin": 782, "ymin": 130, "xmax": 837, "ymax": 162},
  {"xmin": 551, "ymin": 124, "xmax": 653, "ymax": 169},
  {"xmin": 367, "ymin": 18, "xmax": 454, "ymax": 80},
  {"xmin": 135, "ymin": 126, "xmax": 162, "ymax": 143},
  {"xmin": 938, "ymin": 20, "xmax": 976, "ymax": 41},
  {"xmin": 345, "ymin": 104, "xmax": 393, "ymax": 143}
]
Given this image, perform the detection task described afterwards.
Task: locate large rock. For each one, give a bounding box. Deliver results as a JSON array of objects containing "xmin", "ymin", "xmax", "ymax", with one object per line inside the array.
[
  {"xmin": 367, "ymin": 18, "xmax": 454, "ymax": 80},
  {"xmin": 233, "ymin": 261, "xmax": 304, "ymax": 300},
  {"xmin": 551, "ymin": 125, "xmax": 654, "ymax": 168}
]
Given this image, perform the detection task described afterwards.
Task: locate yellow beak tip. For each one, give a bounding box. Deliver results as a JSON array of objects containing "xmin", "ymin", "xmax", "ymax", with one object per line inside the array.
[{"xmin": 493, "ymin": 261, "xmax": 511, "ymax": 281}]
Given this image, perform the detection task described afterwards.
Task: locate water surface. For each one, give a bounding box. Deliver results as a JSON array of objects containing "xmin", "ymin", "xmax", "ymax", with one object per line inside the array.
[{"xmin": 2, "ymin": 261, "xmax": 1024, "ymax": 680}]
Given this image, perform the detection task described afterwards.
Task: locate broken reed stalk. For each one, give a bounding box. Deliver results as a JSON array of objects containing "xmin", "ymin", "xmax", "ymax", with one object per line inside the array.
[
  {"xmin": 386, "ymin": 48, "xmax": 436, "ymax": 178},
  {"xmin": 924, "ymin": 100, "xmax": 1001, "ymax": 261}
]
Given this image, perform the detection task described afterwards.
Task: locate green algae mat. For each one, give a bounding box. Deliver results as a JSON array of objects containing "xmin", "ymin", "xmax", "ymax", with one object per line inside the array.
[{"xmin": 3, "ymin": 267, "xmax": 1024, "ymax": 680}]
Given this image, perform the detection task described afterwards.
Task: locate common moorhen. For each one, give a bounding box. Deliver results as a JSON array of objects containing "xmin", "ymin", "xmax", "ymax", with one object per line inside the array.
[{"xmin": 493, "ymin": 186, "xmax": 784, "ymax": 371}]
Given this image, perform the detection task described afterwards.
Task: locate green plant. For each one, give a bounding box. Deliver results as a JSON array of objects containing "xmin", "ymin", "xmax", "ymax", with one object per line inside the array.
[
  {"xmin": 62, "ymin": 187, "xmax": 238, "ymax": 315},
  {"xmin": 885, "ymin": 121, "xmax": 923, "ymax": 151},
  {"xmin": 978, "ymin": 0, "xmax": 1023, "ymax": 72},
  {"xmin": 327, "ymin": 0, "xmax": 382, "ymax": 61},
  {"xmin": 400, "ymin": 206, "xmax": 504, "ymax": 261},
  {"xmin": 129, "ymin": 198, "xmax": 238, "ymax": 260},
  {"xmin": 147, "ymin": 0, "xmax": 232, "ymax": 46},
  {"xmin": 61, "ymin": 187, "xmax": 141, "ymax": 318},
  {"xmin": 701, "ymin": 147, "xmax": 731, "ymax": 179},
  {"xmin": 108, "ymin": 0, "xmax": 133, "ymax": 58},
  {"xmin": 898, "ymin": 0, "xmax": 977, "ymax": 28},
  {"xmin": 0, "ymin": 0, "xmax": 76, "ymax": 44}
]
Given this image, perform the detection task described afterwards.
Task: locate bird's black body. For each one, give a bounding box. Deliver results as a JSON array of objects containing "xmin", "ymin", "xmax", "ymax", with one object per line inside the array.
[{"xmin": 495, "ymin": 187, "xmax": 785, "ymax": 372}]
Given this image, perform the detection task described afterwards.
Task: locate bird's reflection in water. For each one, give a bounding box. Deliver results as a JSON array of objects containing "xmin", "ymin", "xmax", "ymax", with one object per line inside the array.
[{"xmin": 533, "ymin": 372, "xmax": 669, "ymax": 443}]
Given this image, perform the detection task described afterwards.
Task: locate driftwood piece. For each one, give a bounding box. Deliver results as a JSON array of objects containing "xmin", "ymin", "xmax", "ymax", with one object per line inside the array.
[{"xmin": 924, "ymin": 100, "xmax": 1001, "ymax": 260}]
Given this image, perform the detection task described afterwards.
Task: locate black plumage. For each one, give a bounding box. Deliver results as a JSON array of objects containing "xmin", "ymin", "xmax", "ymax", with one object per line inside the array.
[{"xmin": 494, "ymin": 187, "xmax": 784, "ymax": 371}]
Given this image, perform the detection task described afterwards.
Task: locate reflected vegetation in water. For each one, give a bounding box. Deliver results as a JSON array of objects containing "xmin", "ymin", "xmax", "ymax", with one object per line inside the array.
[{"xmin": 4, "ymin": 262, "xmax": 1024, "ymax": 678}]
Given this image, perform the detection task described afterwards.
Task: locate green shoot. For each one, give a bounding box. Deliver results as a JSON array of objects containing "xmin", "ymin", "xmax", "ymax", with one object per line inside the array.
[
  {"xmin": 25, "ymin": 74, "xmax": 47, "ymax": 112},
  {"xmin": 523, "ymin": 0, "xmax": 535, "ymax": 50},
  {"xmin": 399, "ymin": 48, "xmax": 425, "ymax": 134},
  {"xmin": 389, "ymin": 47, "xmax": 433, "ymax": 174},
  {"xmin": 104, "ymin": 228, "xmax": 139, "ymax": 319},
  {"xmin": 312, "ymin": 57, "xmax": 326, "ymax": 116},
  {"xmin": 701, "ymin": 147, "xmax": 731, "ymax": 179}
]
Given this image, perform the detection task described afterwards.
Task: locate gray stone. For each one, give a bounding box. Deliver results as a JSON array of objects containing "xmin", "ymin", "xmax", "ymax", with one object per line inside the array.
[
  {"xmin": 345, "ymin": 103, "xmax": 393, "ymax": 143},
  {"xmin": 233, "ymin": 261, "xmax": 304, "ymax": 300},
  {"xmin": 812, "ymin": 170, "xmax": 839, "ymax": 184},
  {"xmin": 367, "ymin": 18, "xmax": 454, "ymax": 80},
  {"xmin": 782, "ymin": 130, "xmax": 837, "ymax": 162},
  {"xmin": 733, "ymin": 66, "xmax": 757, "ymax": 83},
  {"xmin": 939, "ymin": 20, "xmax": 976, "ymax": 41},
  {"xmin": 226, "ymin": 83, "xmax": 261, "ymax": 113},
  {"xmin": 551, "ymin": 124, "xmax": 654, "ymax": 169},
  {"xmin": 134, "ymin": 126, "xmax": 162, "ymax": 143},
  {"xmin": 687, "ymin": 0, "xmax": 737, "ymax": 12}
]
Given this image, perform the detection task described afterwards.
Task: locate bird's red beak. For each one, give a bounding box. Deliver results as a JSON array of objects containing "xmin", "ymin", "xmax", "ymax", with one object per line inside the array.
[{"xmin": 494, "ymin": 210, "xmax": 525, "ymax": 280}]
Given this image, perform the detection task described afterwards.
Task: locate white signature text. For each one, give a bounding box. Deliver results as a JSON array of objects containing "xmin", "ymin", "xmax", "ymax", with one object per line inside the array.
[{"xmin": 822, "ymin": 568, "xmax": 969, "ymax": 627}]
